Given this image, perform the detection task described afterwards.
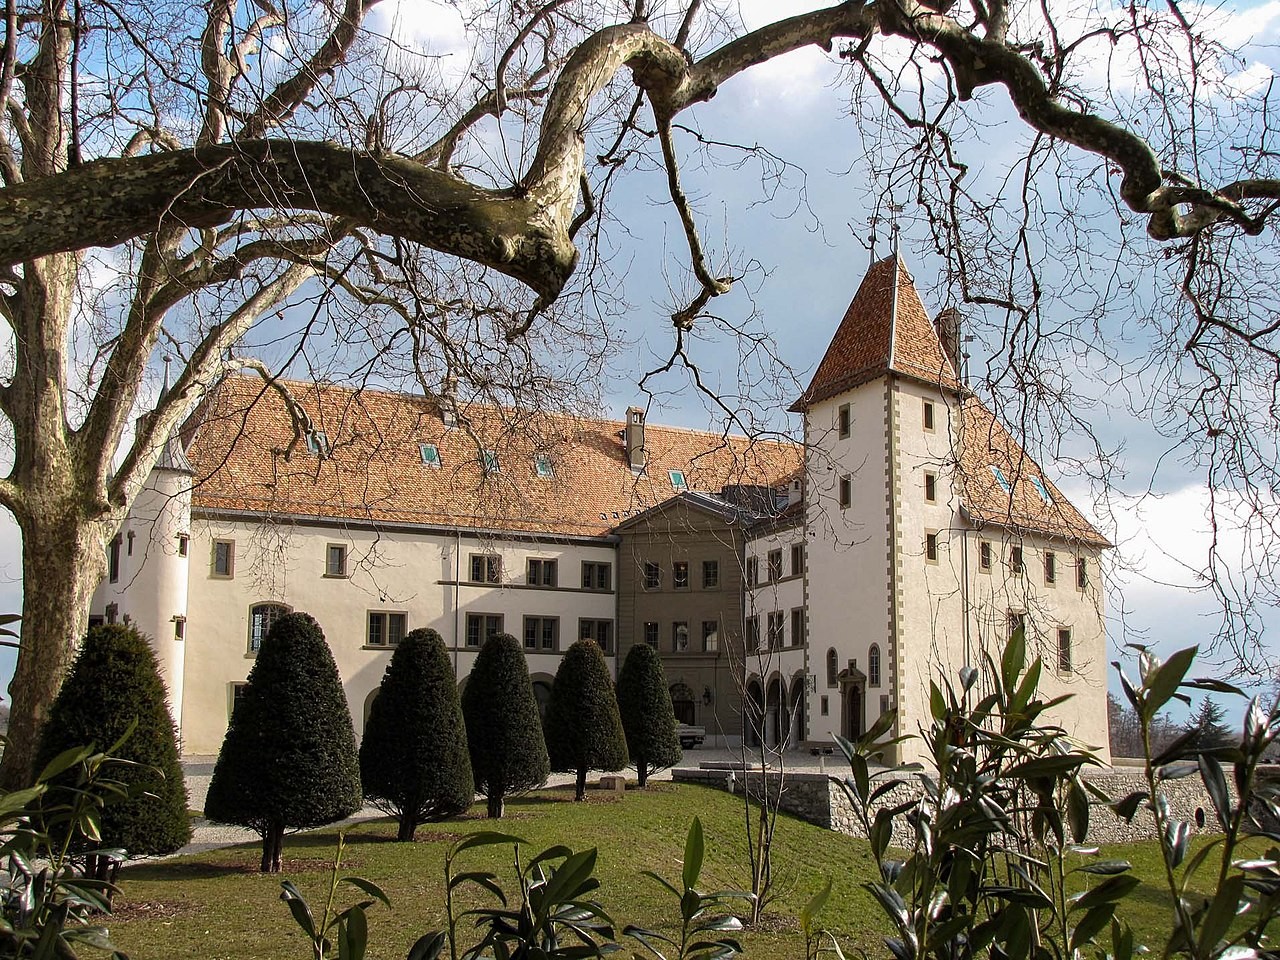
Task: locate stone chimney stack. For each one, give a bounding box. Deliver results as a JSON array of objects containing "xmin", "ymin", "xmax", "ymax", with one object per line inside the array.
[
  {"xmin": 625, "ymin": 406, "xmax": 646, "ymax": 471},
  {"xmin": 934, "ymin": 308, "xmax": 962, "ymax": 380}
]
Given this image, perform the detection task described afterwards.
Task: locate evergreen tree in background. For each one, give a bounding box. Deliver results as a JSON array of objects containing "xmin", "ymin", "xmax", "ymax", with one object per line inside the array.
[
  {"xmin": 360, "ymin": 628, "xmax": 474, "ymax": 839},
  {"xmin": 205, "ymin": 612, "xmax": 361, "ymax": 872},
  {"xmin": 1187, "ymin": 698, "xmax": 1236, "ymax": 751},
  {"xmin": 462, "ymin": 633, "xmax": 549, "ymax": 818},
  {"xmin": 36, "ymin": 623, "xmax": 191, "ymax": 882},
  {"xmin": 616, "ymin": 642, "xmax": 681, "ymax": 787},
  {"xmin": 545, "ymin": 639, "xmax": 628, "ymax": 800}
]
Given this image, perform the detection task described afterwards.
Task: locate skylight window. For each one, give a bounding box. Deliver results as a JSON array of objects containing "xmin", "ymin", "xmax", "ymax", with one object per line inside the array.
[
  {"xmin": 989, "ymin": 465, "xmax": 1011, "ymax": 494},
  {"xmin": 307, "ymin": 430, "xmax": 330, "ymax": 457},
  {"xmin": 669, "ymin": 469, "xmax": 688, "ymax": 492},
  {"xmin": 419, "ymin": 443, "xmax": 441, "ymax": 468},
  {"xmin": 482, "ymin": 450, "xmax": 500, "ymax": 473},
  {"xmin": 534, "ymin": 454, "xmax": 554, "ymax": 478},
  {"xmin": 1030, "ymin": 476, "xmax": 1052, "ymax": 504}
]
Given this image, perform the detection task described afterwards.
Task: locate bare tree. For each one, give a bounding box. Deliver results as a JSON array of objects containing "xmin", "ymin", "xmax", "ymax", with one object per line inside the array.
[{"xmin": 1, "ymin": 0, "xmax": 1278, "ymax": 785}]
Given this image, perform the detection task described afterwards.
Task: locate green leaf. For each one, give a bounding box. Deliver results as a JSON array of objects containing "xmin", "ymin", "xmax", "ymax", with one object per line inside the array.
[
  {"xmin": 1002, "ymin": 628, "xmax": 1027, "ymax": 694},
  {"xmin": 37, "ymin": 745, "xmax": 91, "ymax": 784},
  {"xmin": 800, "ymin": 878, "xmax": 832, "ymax": 939},
  {"xmin": 341, "ymin": 876, "xmax": 391, "ymax": 909},
  {"xmin": 1112, "ymin": 791, "xmax": 1148, "ymax": 822},
  {"xmin": 1067, "ymin": 781, "xmax": 1090, "ymax": 844},
  {"xmin": 452, "ymin": 831, "xmax": 525, "ymax": 856},
  {"xmin": 279, "ymin": 882, "xmax": 317, "ymax": 940},
  {"xmin": 1197, "ymin": 873, "xmax": 1245, "ymax": 953},
  {"xmin": 682, "ymin": 818, "xmax": 704, "ymax": 892},
  {"xmin": 1071, "ymin": 874, "xmax": 1140, "ymax": 911},
  {"xmin": 1070, "ymin": 905, "xmax": 1115, "ymax": 952},
  {"xmin": 1143, "ymin": 646, "xmax": 1198, "ymax": 718},
  {"xmin": 337, "ymin": 905, "xmax": 367, "ymax": 960},
  {"xmin": 1074, "ymin": 860, "xmax": 1132, "ymax": 876},
  {"xmin": 406, "ymin": 931, "xmax": 447, "ymax": 960},
  {"xmin": 929, "ymin": 682, "xmax": 947, "ymax": 721},
  {"xmin": 1197, "ymin": 754, "xmax": 1231, "ymax": 829}
]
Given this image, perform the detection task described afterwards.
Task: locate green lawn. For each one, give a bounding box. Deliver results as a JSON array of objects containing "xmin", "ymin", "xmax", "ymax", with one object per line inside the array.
[{"xmin": 105, "ymin": 783, "xmax": 1254, "ymax": 960}]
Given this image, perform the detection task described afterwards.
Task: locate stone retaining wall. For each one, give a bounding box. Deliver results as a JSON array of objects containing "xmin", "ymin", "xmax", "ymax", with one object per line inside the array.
[{"xmin": 672, "ymin": 764, "xmax": 1249, "ymax": 845}]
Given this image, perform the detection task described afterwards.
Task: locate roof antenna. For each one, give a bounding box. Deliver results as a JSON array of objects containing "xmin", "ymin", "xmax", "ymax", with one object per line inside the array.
[{"xmin": 888, "ymin": 202, "xmax": 903, "ymax": 259}]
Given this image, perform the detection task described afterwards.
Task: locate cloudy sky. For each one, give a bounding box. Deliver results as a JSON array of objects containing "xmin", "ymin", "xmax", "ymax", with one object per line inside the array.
[{"xmin": 5, "ymin": 0, "xmax": 1280, "ymax": 725}]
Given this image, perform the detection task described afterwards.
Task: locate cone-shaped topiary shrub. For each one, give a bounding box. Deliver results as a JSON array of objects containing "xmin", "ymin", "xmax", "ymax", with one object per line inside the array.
[
  {"xmin": 461, "ymin": 633, "xmax": 548, "ymax": 818},
  {"xmin": 615, "ymin": 642, "xmax": 682, "ymax": 788},
  {"xmin": 204, "ymin": 612, "xmax": 361, "ymax": 872},
  {"xmin": 36, "ymin": 623, "xmax": 191, "ymax": 881},
  {"xmin": 360, "ymin": 628, "xmax": 474, "ymax": 840},
  {"xmin": 545, "ymin": 638, "xmax": 628, "ymax": 800}
]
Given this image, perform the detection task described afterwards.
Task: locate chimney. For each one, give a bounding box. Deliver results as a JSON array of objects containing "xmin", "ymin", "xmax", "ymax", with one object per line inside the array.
[
  {"xmin": 625, "ymin": 406, "xmax": 646, "ymax": 470},
  {"xmin": 935, "ymin": 308, "xmax": 962, "ymax": 378},
  {"xmin": 440, "ymin": 375, "xmax": 458, "ymax": 428}
]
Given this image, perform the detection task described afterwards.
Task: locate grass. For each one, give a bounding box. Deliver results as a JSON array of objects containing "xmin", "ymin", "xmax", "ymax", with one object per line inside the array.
[{"xmin": 106, "ymin": 783, "xmax": 1262, "ymax": 960}]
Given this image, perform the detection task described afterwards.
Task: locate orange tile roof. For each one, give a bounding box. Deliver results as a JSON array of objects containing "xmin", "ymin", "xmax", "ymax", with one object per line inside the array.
[
  {"xmin": 790, "ymin": 254, "xmax": 959, "ymax": 411},
  {"xmin": 957, "ymin": 398, "xmax": 1110, "ymax": 547},
  {"xmin": 185, "ymin": 377, "xmax": 803, "ymax": 539}
]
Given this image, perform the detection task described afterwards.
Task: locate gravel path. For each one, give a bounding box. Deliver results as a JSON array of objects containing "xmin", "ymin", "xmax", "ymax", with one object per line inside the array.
[{"xmin": 175, "ymin": 748, "xmax": 837, "ymax": 858}]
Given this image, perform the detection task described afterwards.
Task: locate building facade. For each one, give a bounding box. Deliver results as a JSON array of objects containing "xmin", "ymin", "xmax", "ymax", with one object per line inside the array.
[{"xmin": 90, "ymin": 255, "xmax": 1112, "ymax": 763}]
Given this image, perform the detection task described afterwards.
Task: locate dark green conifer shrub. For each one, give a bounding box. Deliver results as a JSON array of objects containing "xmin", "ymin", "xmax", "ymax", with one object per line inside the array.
[
  {"xmin": 36, "ymin": 623, "xmax": 191, "ymax": 878},
  {"xmin": 615, "ymin": 642, "xmax": 681, "ymax": 787},
  {"xmin": 461, "ymin": 633, "xmax": 549, "ymax": 818},
  {"xmin": 204, "ymin": 612, "xmax": 361, "ymax": 872},
  {"xmin": 360, "ymin": 628, "xmax": 474, "ymax": 840},
  {"xmin": 545, "ymin": 639, "xmax": 628, "ymax": 800}
]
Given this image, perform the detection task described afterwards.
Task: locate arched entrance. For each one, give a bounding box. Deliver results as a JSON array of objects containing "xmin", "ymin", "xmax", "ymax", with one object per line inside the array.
[
  {"xmin": 838, "ymin": 661, "xmax": 867, "ymax": 740},
  {"xmin": 765, "ymin": 676, "xmax": 785, "ymax": 747},
  {"xmin": 788, "ymin": 675, "xmax": 806, "ymax": 745},
  {"xmin": 670, "ymin": 682, "xmax": 696, "ymax": 726}
]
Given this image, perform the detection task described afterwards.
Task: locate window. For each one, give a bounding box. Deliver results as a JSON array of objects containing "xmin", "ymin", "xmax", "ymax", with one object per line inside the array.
[
  {"xmin": 925, "ymin": 531, "xmax": 939, "ymax": 563},
  {"xmin": 326, "ymin": 543, "xmax": 348, "ymax": 577},
  {"xmin": 790, "ymin": 608, "xmax": 806, "ymax": 647},
  {"xmin": 108, "ymin": 536, "xmax": 121, "ymax": 583},
  {"xmin": 367, "ymin": 611, "xmax": 407, "ymax": 647},
  {"xmin": 534, "ymin": 454, "xmax": 554, "ymax": 478},
  {"xmin": 419, "ymin": 442, "xmax": 441, "ymax": 467},
  {"xmin": 869, "ymin": 644, "xmax": 881, "ymax": 687},
  {"xmin": 1076, "ymin": 557, "xmax": 1088, "ymax": 590},
  {"xmin": 470, "ymin": 554, "xmax": 501, "ymax": 584},
  {"xmin": 1009, "ymin": 611, "xmax": 1026, "ymax": 640},
  {"xmin": 642, "ymin": 561, "xmax": 661, "ymax": 590},
  {"xmin": 582, "ymin": 561, "xmax": 612, "ymax": 591},
  {"xmin": 820, "ymin": 695, "xmax": 829, "ymax": 716},
  {"xmin": 979, "ymin": 540, "xmax": 992, "ymax": 573},
  {"xmin": 523, "ymin": 616, "xmax": 559, "ymax": 651},
  {"xmin": 746, "ymin": 556, "xmax": 759, "ymax": 587},
  {"xmin": 1030, "ymin": 476, "xmax": 1053, "ymax": 504},
  {"xmin": 249, "ymin": 602, "xmax": 290, "ymax": 652},
  {"xmin": 105, "ymin": 602, "xmax": 118, "ymax": 625},
  {"xmin": 838, "ymin": 403, "xmax": 851, "ymax": 438},
  {"xmin": 701, "ymin": 620, "xmax": 719, "ymax": 652},
  {"xmin": 177, "ymin": 534, "xmax": 189, "ymax": 557},
  {"xmin": 466, "ymin": 613, "xmax": 504, "ymax": 647},
  {"xmin": 673, "ymin": 622, "xmax": 690, "ymax": 652},
  {"xmin": 791, "ymin": 543, "xmax": 805, "ymax": 576},
  {"xmin": 173, "ymin": 616, "xmax": 186, "ymax": 641},
  {"xmin": 702, "ymin": 560, "xmax": 719, "ymax": 589},
  {"xmin": 767, "ymin": 611, "xmax": 784, "ymax": 649},
  {"xmin": 839, "ymin": 475, "xmax": 852, "ymax": 509},
  {"xmin": 924, "ymin": 472, "xmax": 937, "ymax": 503},
  {"xmin": 482, "ymin": 450, "xmax": 500, "ymax": 473},
  {"xmin": 213, "ymin": 539, "xmax": 235, "ymax": 578},
  {"xmin": 767, "ymin": 549, "xmax": 783, "ymax": 582},
  {"xmin": 1044, "ymin": 551, "xmax": 1057, "ymax": 585},
  {"xmin": 527, "ymin": 558, "xmax": 557, "ymax": 587},
  {"xmin": 990, "ymin": 465, "xmax": 1012, "ymax": 494},
  {"xmin": 307, "ymin": 430, "xmax": 330, "ymax": 456},
  {"xmin": 673, "ymin": 561, "xmax": 689, "ymax": 590},
  {"xmin": 126, "ymin": 530, "xmax": 134, "ymax": 556},
  {"xmin": 826, "ymin": 648, "xmax": 839, "ymax": 687},
  {"xmin": 88, "ymin": 615, "xmax": 105, "ymax": 629},
  {"xmin": 579, "ymin": 619, "xmax": 613, "ymax": 653},
  {"xmin": 1010, "ymin": 545, "xmax": 1024, "ymax": 575},
  {"xmin": 669, "ymin": 469, "xmax": 688, "ymax": 492},
  {"xmin": 746, "ymin": 616, "xmax": 761, "ymax": 649},
  {"xmin": 1057, "ymin": 628, "xmax": 1073, "ymax": 673},
  {"xmin": 231, "ymin": 682, "xmax": 249, "ymax": 719},
  {"xmin": 923, "ymin": 400, "xmax": 935, "ymax": 431},
  {"xmin": 643, "ymin": 622, "xmax": 659, "ymax": 649}
]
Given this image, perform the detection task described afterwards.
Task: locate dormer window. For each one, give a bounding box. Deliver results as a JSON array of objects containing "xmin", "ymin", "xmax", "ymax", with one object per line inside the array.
[
  {"xmin": 307, "ymin": 430, "xmax": 330, "ymax": 457},
  {"xmin": 669, "ymin": 469, "xmax": 687, "ymax": 492},
  {"xmin": 990, "ymin": 465, "xmax": 1011, "ymax": 494},
  {"xmin": 419, "ymin": 443, "xmax": 441, "ymax": 468},
  {"xmin": 1030, "ymin": 476, "xmax": 1052, "ymax": 504},
  {"xmin": 482, "ymin": 450, "xmax": 500, "ymax": 474},
  {"xmin": 534, "ymin": 454, "xmax": 554, "ymax": 478}
]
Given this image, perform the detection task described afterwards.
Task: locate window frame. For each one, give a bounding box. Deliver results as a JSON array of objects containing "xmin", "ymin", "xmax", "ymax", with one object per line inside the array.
[
  {"xmin": 177, "ymin": 533, "xmax": 190, "ymax": 557},
  {"xmin": 702, "ymin": 559, "xmax": 719, "ymax": 589},
  {"xmin": 578, "ymin": 618, "xmax": 614, "ymax": 653},
  {"xmin": 173, "ymin": 616, "xmax": 186, "ymax": 641},
  {"xmin": 1044, "ymin": 550, "xmax": 1057, "ymax": 586},
  {"xmin": 838, "ymin": 475, "xmax": 852, "ymax": 509},
  {"xmin": 642, "ymin": 561, "xmax": 661, "ymax": 590},
  {"xmin": 790, "ymin": 607, "xmax": 806, "ymax": 647},
  {"xmin": 367, "ymin": 610, "xmax": 407, "ymax": 648},
  {"xmin": 307, "ymin": 430, "xmax": 330, "ymax": 456},
  {"xmin": 212, "ymin": 539, "xmax": 235, "ymax": 578},
  {"xmin": 523, "ymin": 615, "xmax": 560, "ymax": 652},
  {"xmin": 668, "ymin": 469, "xmax": 688, "ymax": 492},
  {"xmin": 673, "ymin": 560, "xmax": 690, "ymax": 590},
  {"xmin": 482, "ymin": 450, "xmax": 500, "ymax": 474},
  {"xmin": 745, "ymin": 616, "xmax": 761, "ymax": 650},
  {"xmin": 581, "ymin": 561, "xmax": 612, "ymax": 591},
  {"xmin": 1076, "ymin": 557, "xmax": 1088, "ymax": 590},
  {"xmin": 1010, "ymin": 545, "xmax": 1024, "ymax": 576},
  {"xmin": 925, "ymin": 531, "xmax": 939, "ymax": 563},
  {"xmin": 527, "ymin": 557, "xmax": 558, "ymax": 588},
  {"xmin": 767, "ymin": 549, "xmax": 783, "ymax": 582},
  {"xmin": 108, "ymin": 535, "xmax": 121, "ymax": 583},
  {"xmin": 978, "ymin": 540, "xmax": 992, "ymax": 573},
  {"xmin": 868, "ymin": 643, "xmax": 881, "ymax": 687},
  {"xmin": 419, "ymin": 442, "xmax": 442, "ymax": 467},
  {"xmin": 673, "ymin": 621, "xmax": 690, "ymax": 652},
  {"xmin": 1057, "ymin": 627, "xmax": 1073, "ymax": 673},
  {"xmin": 643, "ymin": 621, "xmax": 659, "ymax": 649},
  {"xmin": 791, "ymin": 543, "xmax": 805, "ymax": 577},
  {"xmin": 990, "ymin": 465, "xmax": 1012, "ymax": 494},
  {"xmin": 924, "ymin": 471, "xmax": 937, "ymax": 503},
  {"xmin": 248, "ymin": 602, "xmax": 291, "ymax": 653},
  {"xmin": 465, "ymin": 612, "xmax": 504, "ymax": 647},
  {"xmin": 745, "ymin": 556, "xmax": 759, "ymax": 587},
  {"xmin": 469, "ymin": 553, "xmax": 501, "ymax": 584},
  {"xmin": 826, "ymin": 648, "xmax": 839, "ymax": 687},
  {"xmin": 533, "ymin": 453, "xmax": 555, "ymax": 478},
  {"xmin": 838, "ymin": 403, "xmax": 851, "ymax": 439},
  {"xmin": 1008, "ymin": 611, "xmax": 1027, "ymax": 640},
  {"xmin": 766, "ymin": 610, "xmax": 784, "ymax": 649},
  {"xmin": 701, "ymin": 619, "xmax": 719, "ymax": 652},
  {"xmin": 923, "ymin": 400, "xmax": 935, "ymax": 432},
  {"xmin": 326, "ymin": 543, "xmax": 348, "ymax": 578}
]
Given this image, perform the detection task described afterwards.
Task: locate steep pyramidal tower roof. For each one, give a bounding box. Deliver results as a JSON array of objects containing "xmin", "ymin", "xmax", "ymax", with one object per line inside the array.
[{"xmin": 790, "ymin": 255, "xmax": 960, "ymax": 411}]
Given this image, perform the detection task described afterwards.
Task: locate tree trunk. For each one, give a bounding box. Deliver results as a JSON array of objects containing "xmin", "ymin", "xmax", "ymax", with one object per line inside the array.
[
  {"xmin": 262, "ymin": 824, "xmax": 284, "ymax": 872},
  {"xmin": 487, "ymin": 792, "xmax": 504, "ymax": 819},
  {"xmin": 575, "ymin": 767, "xmax": 587, "ymax": 801},
  {"xmin": 1, "ymin": 513, "xmax": 108, "ymax": 789},
  {"xmin": 397, "ymin": 815, "xmax": 417, "ymax": 842},
  {"xmin": 637, "ymin": 761, "xmax": 649, "ymax": 788}
]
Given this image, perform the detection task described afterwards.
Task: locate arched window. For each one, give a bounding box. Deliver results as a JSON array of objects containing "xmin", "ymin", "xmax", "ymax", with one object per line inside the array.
[
  {"xmin": 532, "ymin": 679, "xmax": 553, "ymax": 720},
  {"xmin": 869, "ymin": 644, "xmax": 881, "ymax": 688},
  {"xmin": 826, "ymin": 648, "xmax": 838, "ymax": 688},
  {"xmin": 248, "ymin": 602, "xmax": 290, "ymax": 652}
]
